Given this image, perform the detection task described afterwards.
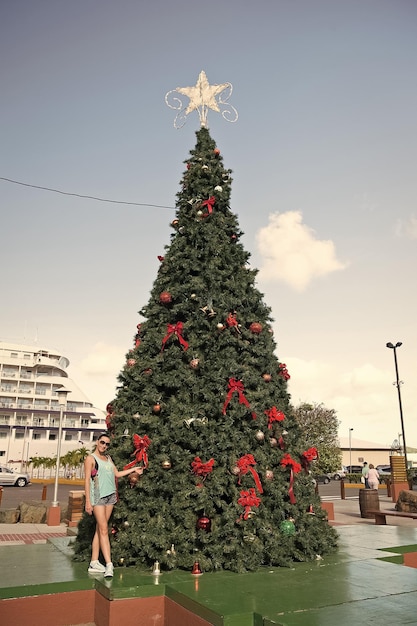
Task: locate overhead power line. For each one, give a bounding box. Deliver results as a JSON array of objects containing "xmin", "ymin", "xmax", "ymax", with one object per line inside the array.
[{"xmin": 0, "ymin": 176, "xmax": 175, "ymax": 209}]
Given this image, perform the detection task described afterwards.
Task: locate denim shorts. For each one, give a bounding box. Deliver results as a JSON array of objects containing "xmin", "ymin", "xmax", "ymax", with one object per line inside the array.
[{"xmin": 94, "ymin": 493, "xmax": 117, "ymax": 506}]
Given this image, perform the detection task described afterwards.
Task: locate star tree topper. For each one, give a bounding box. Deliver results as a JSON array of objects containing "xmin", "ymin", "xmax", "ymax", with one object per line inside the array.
[{"xmin": 165, "ymin": 70, "xmax": 238, "ymax": 129}]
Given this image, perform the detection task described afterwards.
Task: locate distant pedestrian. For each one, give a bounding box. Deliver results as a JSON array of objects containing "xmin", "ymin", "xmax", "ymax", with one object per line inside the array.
[
  {"xmin": 367, "ymin": 464, "xmax": 380, "ymax": 490},
  {"xmin": 362, "ymin": 462, "xmax": 370, "ymax": 488}
]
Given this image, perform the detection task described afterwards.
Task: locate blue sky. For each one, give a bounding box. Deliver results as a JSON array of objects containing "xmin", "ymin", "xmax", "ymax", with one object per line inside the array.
[{"xmin": 1, "ymin": 0, "xmax": 416, "ymax": 449}]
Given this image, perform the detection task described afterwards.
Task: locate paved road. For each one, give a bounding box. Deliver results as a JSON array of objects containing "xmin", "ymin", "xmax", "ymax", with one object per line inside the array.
[
  {"xmin": 0, "ymin": 478, "xmax": 407, "ymax": 510},
  {"xmin": 0, "ymin": 482, "xmax": 83, "ymax": 510}
]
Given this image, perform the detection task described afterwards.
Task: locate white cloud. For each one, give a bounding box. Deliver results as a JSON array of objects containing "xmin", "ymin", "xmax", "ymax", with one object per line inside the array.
[
  {"xmin": 255, "ymin": 211, "xmax": 349, "ymax": 291},
  {"xmin": 395, "ymin": 215, "xmax": 417, "ymax": 240},
  {"xmin": 286, "ymin": 356, "xmax": 417, "ymax": 446}
]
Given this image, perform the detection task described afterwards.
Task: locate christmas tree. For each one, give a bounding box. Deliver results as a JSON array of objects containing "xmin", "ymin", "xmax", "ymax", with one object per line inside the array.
[{"xmin": 74, "ymin": 73, "xmax": 337, "ymax": 573}]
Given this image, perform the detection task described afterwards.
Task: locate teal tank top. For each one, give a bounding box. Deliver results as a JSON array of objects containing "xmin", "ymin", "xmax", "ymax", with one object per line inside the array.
[{"xmin": 90, "ymin": 453, "xmax": 116, "ymax": 505}]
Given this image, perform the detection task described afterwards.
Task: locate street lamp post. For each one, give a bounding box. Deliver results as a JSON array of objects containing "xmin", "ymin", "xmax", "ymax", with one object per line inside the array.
[
  {"xmin": 386, "ymin": 342, "xmax": 408, "ymax": 471},
  {"xmin": 349, "ymin": 428, "xmax": 353, "ymax": 471},
  {"xmin": 47, "ymin": 387, "xmax": 70, "ymax": 526}
]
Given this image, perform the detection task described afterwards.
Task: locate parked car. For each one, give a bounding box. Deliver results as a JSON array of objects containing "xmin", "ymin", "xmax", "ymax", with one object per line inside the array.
[
  {"xmin": 346, "ymin": 465, "xmax": 363, "ymax": 474},
  {"xmin": 313, "ymin": 473, "xmax": 331, "ymax": 485},
  {"xmin": 333, "ymin": 467, "xmax": 347, "ymax": 480},
  {"xmin": 376, "ymin": 465, "xmax": 391, "ymax": 476},
  {"xmin": 0, "ymin": 465, "xmax": 30, "ymax": 487}
]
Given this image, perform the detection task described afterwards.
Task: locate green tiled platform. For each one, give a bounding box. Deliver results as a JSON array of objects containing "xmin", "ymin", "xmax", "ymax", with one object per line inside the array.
[{"xmin": 1, "ymin": 525, "xmax": 417, "ymax": 625}]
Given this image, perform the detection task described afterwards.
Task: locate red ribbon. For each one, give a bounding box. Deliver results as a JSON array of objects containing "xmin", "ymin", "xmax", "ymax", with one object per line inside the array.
[
  {"xmin": 264, "ymin": 406, "xmax": 285, "ymax": 430},
  {"xmin": 191, "ymin": 457, "xmax": 215, "ymax": 480},
  {"xmin": 201, "ymin": 195, "xmax": 215, "ymax": 217},
  {"xmin": 237, "ymin": 488, "xmax": 261, "ymax": 520},
  {"xmin": 123, "ymin": 434, "xmax": 151, "ymax": 470},
  {"xmin": 236, "ymin": 454, "xmax": 263, "ymax": 494},
  {"xmin": 157, "ymin": 255, "xmax": 165, "ymax": 262},
  {"xmin": 161, "ymin": 322, "xmax": 189, "ymax": 351},
  {"xmin": 222, "ymin": 378, "xmax": 256, "ymax": 420},
  {"xmin": 280, "ymin": 453, "xmax": 302, "ymax": 504}
]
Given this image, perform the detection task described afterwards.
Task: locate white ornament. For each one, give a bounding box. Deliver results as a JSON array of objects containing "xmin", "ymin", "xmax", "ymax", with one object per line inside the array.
[{"xmin": 214, "ymin": 186, "xmax": 223, "ymax": 192}]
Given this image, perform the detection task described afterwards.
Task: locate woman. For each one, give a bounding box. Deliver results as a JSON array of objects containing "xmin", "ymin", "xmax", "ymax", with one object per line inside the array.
[
  {"xmin": 84, "ymin": 432, "xmax": 143, "ymax": 578},
  {"xmin": 367, "ymin": 464, "xmax": 380, "ymax": 490}
]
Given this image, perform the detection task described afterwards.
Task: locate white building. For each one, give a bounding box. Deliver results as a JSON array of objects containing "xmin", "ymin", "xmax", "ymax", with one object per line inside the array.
[{"xmin": 0, "ymin": 341, "xmax": 107, "ymax": 471}]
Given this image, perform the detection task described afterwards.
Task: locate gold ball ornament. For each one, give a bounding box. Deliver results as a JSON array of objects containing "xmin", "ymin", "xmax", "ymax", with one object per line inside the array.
[
  {"xmin": 161, "ymin": 459, "xmax": 172, "ymax": 470},
  {"xmin": 231, "ymin": 465, "xmax": 240, "ymax": 476},
  {"xmin": 129, "ymin": 473, "xmax": 139, "ymax": 487},
  {"xmin": 270, "ymin": 437, "xmax": 279, "ymax": 448},
  {"xmin": 190, "ymin": 358, "xmax": 200, "ymax": 369},
  {"xmin": 262, "ymin": 373, "xmax": 272, "ymax": 382},
  {"xmin": 265, "ymin": 469, "xmax": 274, "ymax": 481},
  {"xmin": 255, "ymin": 430, "xmax": 265, "ymax": 442},
  {"xmin": 153, "ymin": 403, "xmax": 161, "ymax": 414}
]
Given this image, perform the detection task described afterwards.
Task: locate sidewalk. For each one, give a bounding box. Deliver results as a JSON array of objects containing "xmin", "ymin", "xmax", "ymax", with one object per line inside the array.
[{"xmin": 0, "ymin": 522, "xmax": 68, "ymax": 545}]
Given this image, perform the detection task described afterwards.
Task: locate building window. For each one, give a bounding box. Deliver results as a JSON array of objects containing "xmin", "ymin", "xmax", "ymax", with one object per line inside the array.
[
  {"xmin": 32, "ymin": 433, "xmax": 41, "ymax": 440},
  {"xmin": 64, "ymin": 433, "xmax": 73, "ymax": 441},
  {"xmin": 0, "ymin": 451, "xmax": 5, "ymax": 457},
  {"xmin": 49, "ymin": 433, "xmax": 57, "ymax": 441},
  {"xmin": 15, "ymin": 432, "xmax": 24, "ymax": 439},
  {"xmin": 0, "ymin": 432, "xmax": 7, "ymax": 439}
]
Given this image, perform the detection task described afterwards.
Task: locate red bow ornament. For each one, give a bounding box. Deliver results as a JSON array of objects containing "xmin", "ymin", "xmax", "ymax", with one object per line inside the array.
[
  {"xmin": 236, "ymin": 454, "xmax": 263, "ymax": 493},
  {"xmin": 278, "ymin": 363, "xmax": 290, "ymax": 381},
  {"xmin": 237, "ymin": 488, "xmax": 261, "ymax": 520},
  {"xmin": 301, "ymin": 447, "xmax": 318, "ymax": 473},
  {"xmin": 222, "ymin": 378, "xmax": 256, "ymax": 420},
  {"xmin": 201, "ymin": 195, "xmax": 216, "ymax": 217},
  {"xmin": 264, "ymin": 406, "xmax": 286, "ymax": 430},
  {"xmin": 191, "ymin": 457, "xmax": 215, "ymax": 484},
  {"xmin": 123, "ymin": 434, "xmax": 151, "ymax": 470},
  {"xmin": 161, "ymin": 322, "xmax": 189, "ymax": 351},
  {"xmin": 280, "ymin": 453, "xmax": 302, "ymax": 504}
]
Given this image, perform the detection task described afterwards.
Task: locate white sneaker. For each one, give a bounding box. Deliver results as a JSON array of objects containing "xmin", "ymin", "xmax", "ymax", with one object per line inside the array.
[
  {"xmin": 104, "ymin": 562, "xmax": 114, "ymax": 578},
  {"xmin": 88, "ymin": 560, "xmax": 106, "ymax": 573}
]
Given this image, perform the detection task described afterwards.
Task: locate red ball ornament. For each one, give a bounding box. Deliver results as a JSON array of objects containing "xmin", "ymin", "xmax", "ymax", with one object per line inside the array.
[
  {"xmin": 159, "ymin": 291, "xmax": 172, "ymax": 304},
  {"xmin": 143, "ymin": 368, "xmax": 153, "ymax": 376},
  {"xmin": 262, "ymin": 373, "xmax": 272, "ymax": 382},
  {"xmin": 127, "ymin": 358, "xmax": 136, "ymax": 367},
  {"xmin": 196, "ymin": 516, "xmax": 212, "ymax": 532},
  {"xmin": 249, "ymin": 322, "xmax": 263, "ymax": 335},
  {"xmin": 213, "ymin": 148, "xmax": 220, "ymax": 156},
  {"xmin": 153, "ymin": 403, "xmax": 161, "ymax": 414}
]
